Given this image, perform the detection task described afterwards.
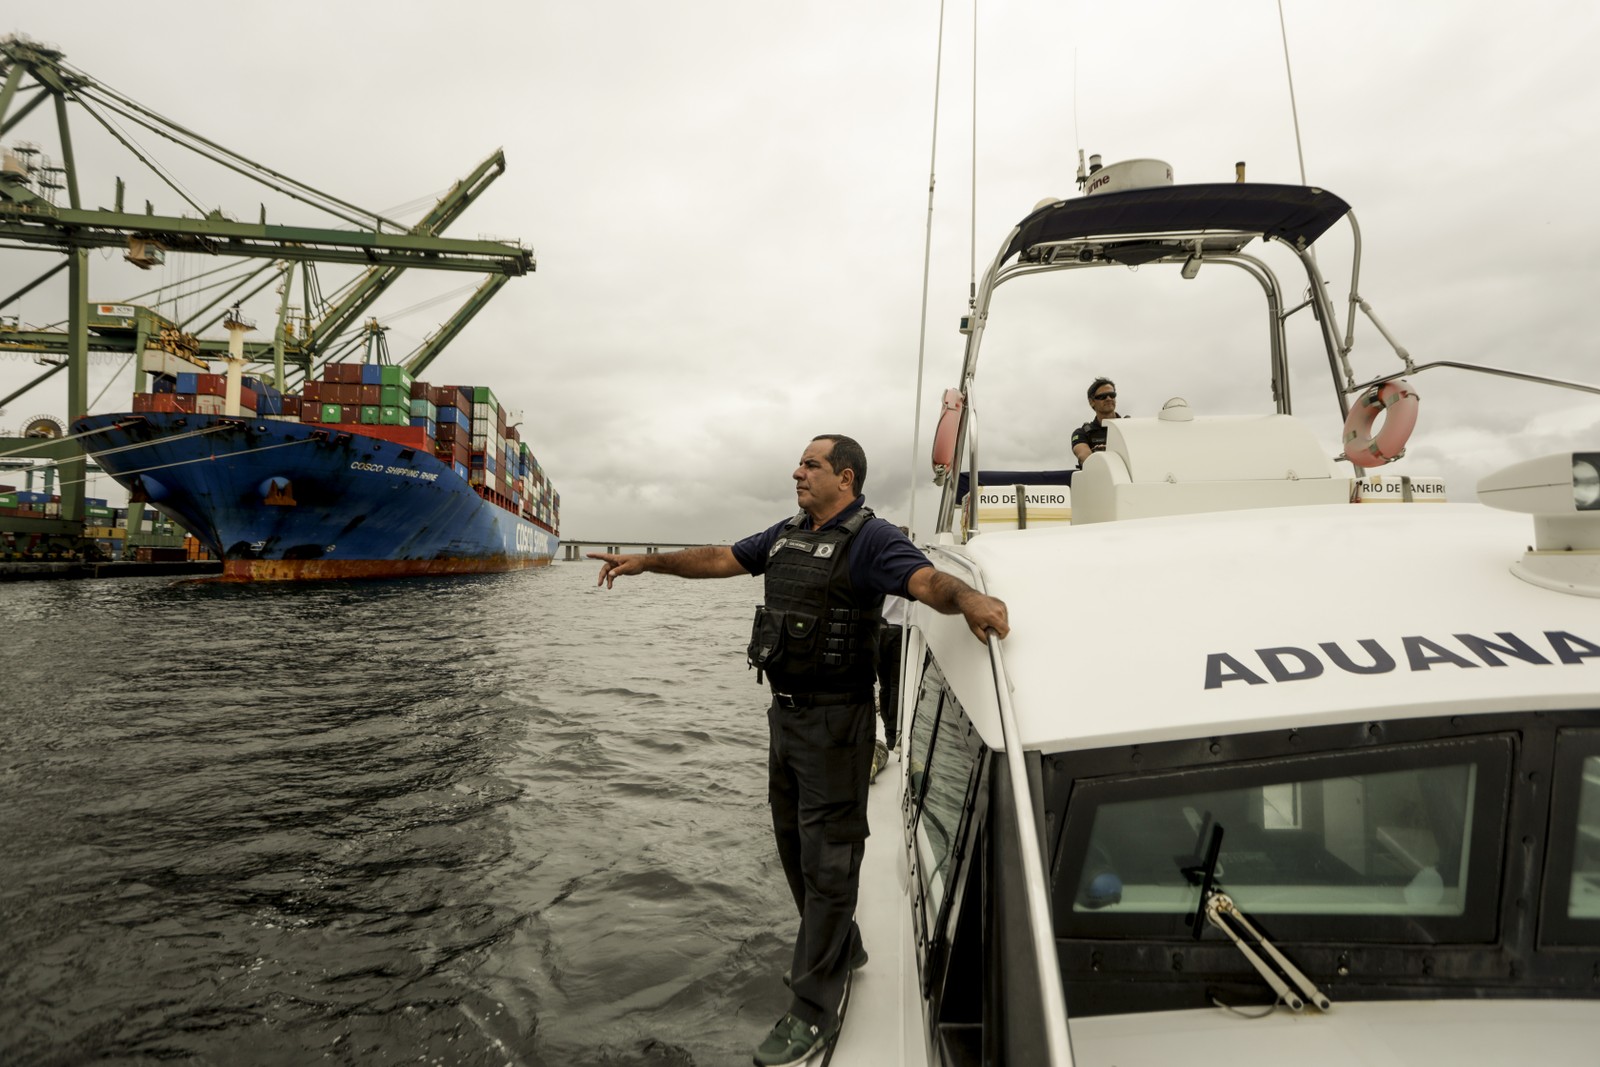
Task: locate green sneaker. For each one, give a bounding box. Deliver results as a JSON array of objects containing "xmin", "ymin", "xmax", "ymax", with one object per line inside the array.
[
  {"xmin": 782, "ymin": 941, "xmax": 867, "ymax": 988},
  {"xmin": 752, "ymin": 1012, "xmax": 838, "ymax": 1067}
]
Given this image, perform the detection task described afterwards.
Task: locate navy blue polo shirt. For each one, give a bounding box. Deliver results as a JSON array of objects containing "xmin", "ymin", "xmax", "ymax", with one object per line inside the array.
[{"xmin": 731, "ymin": 496, "xmax": 932, "ymax": 600}]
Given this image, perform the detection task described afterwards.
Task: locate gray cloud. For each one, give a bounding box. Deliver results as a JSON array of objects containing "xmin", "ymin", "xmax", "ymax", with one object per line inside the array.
[{"xmin": 3, "ymin": 1, "xmax": 1596, "ymax": 544}]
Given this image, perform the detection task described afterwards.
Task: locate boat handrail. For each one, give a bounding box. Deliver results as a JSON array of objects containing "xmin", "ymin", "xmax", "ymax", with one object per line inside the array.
[
  {"xmin": 925, "ymin": 545, "xmax": 1075, "ymax": 1065},
  {"xmin": 1346, "ymin": 360, "xmax": 1600, "ymax": 399}
]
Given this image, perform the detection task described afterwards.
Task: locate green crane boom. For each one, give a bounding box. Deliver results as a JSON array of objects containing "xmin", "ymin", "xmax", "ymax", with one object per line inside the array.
[{"xmin": 0, "ymin": 33, "xmax": 534, "ymax": 531}]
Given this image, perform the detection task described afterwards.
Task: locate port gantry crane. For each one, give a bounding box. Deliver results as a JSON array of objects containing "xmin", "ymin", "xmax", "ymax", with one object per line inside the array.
[{"xmin": 0, "ymin": 33, "xmax": 533, "ymax": 539}]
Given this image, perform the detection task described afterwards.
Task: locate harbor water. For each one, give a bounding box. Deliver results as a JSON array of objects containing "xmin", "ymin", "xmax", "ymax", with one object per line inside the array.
[{"xmin": 0, "ymin": 562, "xmax": 803, "ymax": 1066}]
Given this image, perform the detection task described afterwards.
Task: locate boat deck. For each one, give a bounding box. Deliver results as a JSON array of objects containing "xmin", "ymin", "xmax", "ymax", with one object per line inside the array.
[{"xmin": 831, "ymin": 748, "xmax": 926, "ymax": 1065}]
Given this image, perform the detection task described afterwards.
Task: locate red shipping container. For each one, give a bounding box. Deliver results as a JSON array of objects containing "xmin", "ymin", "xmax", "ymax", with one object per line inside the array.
[
  {"xmin": 411, "ymin": 380, "xmax": 430, "ymax": 400},
  {"xmin": 340, "ymin": 404, "xmax": 361, "ymax": 422},
  {"xmin": 302, "ymin": 404, "xmax": 323, "ymax": 423},
  {"xmin": 239, "ymin": 390, "xmax": 257, "ymax": 412},
  {"xmin": 359, "ymin": 384, "xmax": 381, "ymax": 405},
  {"xmin": 133, "ymin": 393, "xmax": 197, "ymax": 413},
  {"xmin": 282, "ymin": 396, "xmax": 303, "ymax": 416},
  {"xmin": 327, "ymin": 422, "xmax": 431, "ymax": 451},
  {"xmin": 303, "ymin": 381, "xmax": 322, "ymax": 402},
  {"xmin": 195, "ymin": 373, "xmax": 227, "ymax": 397},
  {"xmin": 327, "ymin": 363, "xmax": 363, "ymax": 384}
]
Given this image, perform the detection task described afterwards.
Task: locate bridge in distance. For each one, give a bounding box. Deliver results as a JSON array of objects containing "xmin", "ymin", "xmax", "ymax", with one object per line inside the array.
[{"xmin": 558, "ymin": 539, "xmax": 728, "ymax": 561}]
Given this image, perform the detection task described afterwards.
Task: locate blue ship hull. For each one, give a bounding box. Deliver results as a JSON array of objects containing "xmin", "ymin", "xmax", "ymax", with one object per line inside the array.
[{"xmin": 71, "ymin": 412, "xmax": 558, "ymax": 580}]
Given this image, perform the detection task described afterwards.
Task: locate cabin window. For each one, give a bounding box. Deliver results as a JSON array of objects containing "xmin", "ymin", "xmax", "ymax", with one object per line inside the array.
[
  {"xmin": 906, "ymin": 651, "xmax": 946, "ymax": 817},
  {"xmin": 907, "ymin": 655, "xmax": 981, "ymax": 932},
  {"xmin": 1056, "ymin": 736, "xmax": 1511, "ymax": 942},
  {"xmin": 1568, "ymin": 756, "xmax": 1600, "ymax": 919},
  {"xmin": 1539, "ymin": 730, "xmax": 1600, "ymax": 944}
]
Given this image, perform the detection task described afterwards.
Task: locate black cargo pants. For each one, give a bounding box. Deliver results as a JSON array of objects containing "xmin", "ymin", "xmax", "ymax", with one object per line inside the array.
[{"xmin": 766, "ymin": 693, "xmax": 875, "ymax": 1029}]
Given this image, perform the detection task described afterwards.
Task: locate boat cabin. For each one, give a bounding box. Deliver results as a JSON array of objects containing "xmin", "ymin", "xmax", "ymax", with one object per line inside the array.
[{"xmin": 853, "ymin": 160, "xmax": 1600, "ymax": 1066}]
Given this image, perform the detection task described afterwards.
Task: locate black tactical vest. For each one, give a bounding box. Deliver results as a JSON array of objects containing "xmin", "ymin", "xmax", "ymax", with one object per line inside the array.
[{"xmin": 746, "ymin": 506, "xmax": 882, "ymax": 693}]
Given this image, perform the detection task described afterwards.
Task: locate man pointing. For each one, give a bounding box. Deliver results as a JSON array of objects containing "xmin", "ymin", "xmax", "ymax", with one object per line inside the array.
[{"xmin": 592, "ymin": 433, "xmax": 1007, "ymax": 1066}]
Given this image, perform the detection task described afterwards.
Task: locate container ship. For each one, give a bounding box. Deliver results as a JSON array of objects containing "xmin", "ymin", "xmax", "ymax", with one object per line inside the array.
[{"xmin": 70, "ymin": 355, "xmax": 559, "ymax": 580}]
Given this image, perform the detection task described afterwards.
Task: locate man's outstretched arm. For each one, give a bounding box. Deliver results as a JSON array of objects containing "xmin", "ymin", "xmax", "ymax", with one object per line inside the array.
[
  {"xmin": 589, "ymin": 546, "xmax": 747, "ymax": 588},
  {"xmin": 906, "ymin": 564, "xmax": 1010, "ymax": 643}
]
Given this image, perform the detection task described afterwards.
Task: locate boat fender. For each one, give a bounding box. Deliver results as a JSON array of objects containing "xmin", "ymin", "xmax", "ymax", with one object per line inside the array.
[
  {"xmin": 932, "ymin": 388, "xmax": 964, "ymax": 483},
  {"xmin": 1343, "ymin": 379, "xmax": 1418, "ymax": 468}
]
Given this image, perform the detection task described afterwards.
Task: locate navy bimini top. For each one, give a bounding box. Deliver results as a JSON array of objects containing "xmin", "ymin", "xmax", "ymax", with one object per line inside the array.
[{"xmin": 732, "ymin": 496, "xmax": 932, "ymax": 601}]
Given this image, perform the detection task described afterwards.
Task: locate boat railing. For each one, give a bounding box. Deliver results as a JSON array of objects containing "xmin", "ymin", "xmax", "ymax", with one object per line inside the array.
[
  {"xmin": 1346, "ymin": 360, "xmax": 1600, "ymax": 399},
  {"xmin": 927, "ymin": 546, "xmax": 1075, "ymax": 1065}
]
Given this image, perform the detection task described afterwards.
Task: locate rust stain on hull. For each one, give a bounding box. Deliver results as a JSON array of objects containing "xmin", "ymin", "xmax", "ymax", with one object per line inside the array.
[{"xmin": 216, "ymin": 557, "xmax": 554, "ymax": 582}]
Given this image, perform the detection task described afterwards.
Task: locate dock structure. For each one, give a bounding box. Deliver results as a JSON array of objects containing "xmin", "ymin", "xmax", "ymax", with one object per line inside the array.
[
  {"xmin": 560, "ymin": 540, "xmax": 716, "ymax": 561},
  {"xmin": 0, "ymin": 560, "xmax": 222, "ymax": 582}
]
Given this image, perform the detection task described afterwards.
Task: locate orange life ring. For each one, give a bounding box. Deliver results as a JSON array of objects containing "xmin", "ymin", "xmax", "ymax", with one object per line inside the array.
[
  {"xmin": 931, "ymin": 388, "xmax": 963, "ymax": 480},
  {"xmin": 1343, "ymin": 379, "xmax": 1419, "ymax": 468}
]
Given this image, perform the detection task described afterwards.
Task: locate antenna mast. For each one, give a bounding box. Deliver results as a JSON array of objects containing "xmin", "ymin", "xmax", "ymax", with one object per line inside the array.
[
  {"xmin": 906, "ymin": 0, "xmax": 952, "ymax": 537},
  {"xmin": 1277, "ymin": 0, "xmax": 1309, "ymax": 184}
]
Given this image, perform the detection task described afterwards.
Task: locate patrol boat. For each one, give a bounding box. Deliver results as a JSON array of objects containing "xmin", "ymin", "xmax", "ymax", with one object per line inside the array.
[{"xmin": 829, "ymin": 158, "xmax": 1600, "ymax": 1065}]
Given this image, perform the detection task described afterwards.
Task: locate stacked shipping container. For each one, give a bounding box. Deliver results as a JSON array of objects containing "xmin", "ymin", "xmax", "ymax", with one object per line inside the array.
[
  {"xmin": 0, "ymin": 490, "xmax": 190, "ymax": 561},
  {"xmin": 126, "ymin": 361, "xmax": 560, "ymax": 534}
]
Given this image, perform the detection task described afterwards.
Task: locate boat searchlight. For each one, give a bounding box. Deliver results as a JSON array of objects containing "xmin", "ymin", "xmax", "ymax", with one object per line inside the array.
[{"xmin": 1478, "ymin": 452, "xmax": 1600, "ymax": 598}]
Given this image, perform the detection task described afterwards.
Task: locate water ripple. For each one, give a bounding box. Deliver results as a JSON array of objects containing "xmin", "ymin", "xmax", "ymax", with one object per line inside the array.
[{"xmin": 0, "ymin": 564, "xmax": 792, "ymax": 1066}]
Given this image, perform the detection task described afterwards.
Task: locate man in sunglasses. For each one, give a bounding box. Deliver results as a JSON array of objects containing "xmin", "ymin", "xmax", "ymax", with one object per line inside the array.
[{"xmin": 1072, "ymin": 376, "xmax": 1122, "ymax": 468}]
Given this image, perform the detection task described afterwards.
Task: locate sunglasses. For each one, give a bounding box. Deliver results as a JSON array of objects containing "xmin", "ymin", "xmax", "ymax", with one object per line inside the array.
[{"xmin": 1093, "ymin": 391, "xmax": 1117, "ymax": 400}]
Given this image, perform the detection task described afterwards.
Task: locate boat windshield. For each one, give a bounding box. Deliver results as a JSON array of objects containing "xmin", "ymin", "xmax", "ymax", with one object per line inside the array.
[
  {"xmin": 1039, "ymin": 715, "xmax": 1600, "ymax": 1017},
  {"xmin": 1054, "ymin": 736, "xmax": 1512, "ymax": 942},
  {"xmin": 1566, "ymin": 756, "xmax": 1600, "ymax": 918}
]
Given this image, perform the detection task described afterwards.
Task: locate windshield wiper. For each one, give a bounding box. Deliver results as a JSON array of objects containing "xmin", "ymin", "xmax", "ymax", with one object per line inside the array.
[
  {"xmin": 1202, "ymin": 890, "xmax": 1333, "ymax": 1013},
  {"xmin": 1179, "ymin": 819, "xmax": 1333, "ymax": 1014}
]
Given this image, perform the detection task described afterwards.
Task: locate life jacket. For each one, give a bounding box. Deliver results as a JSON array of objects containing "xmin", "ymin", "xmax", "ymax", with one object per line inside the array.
[{"xmin": 747, "ymin": 505, "xmax": 882, "ymax": 693}]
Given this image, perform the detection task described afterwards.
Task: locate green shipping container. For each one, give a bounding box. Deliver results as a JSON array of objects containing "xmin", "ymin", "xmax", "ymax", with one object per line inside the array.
[
  {"xmin": 0, "ymin": 493, "xmax": 16, "ymax": 507},
  {"xmin": 360, "ymin": 405, "xmax": 381, "ymax": 424},
  {"xmin": 379, "ymin": 365, "xmax": 414, "ymax": 391},
  {"xmin": 379, "ymin": 384, "xmax": 406, "ymax": 408},
  {"xmin": 380, "ymin": 406, "xmax": 407, "ymax": 426},
  {"xmin": 471, "ymin": 386, "xmax": 499, "ymax": 410},
  {"xmin": 321, "ymin": 403, "xmax": 343, "ymax": 423}
]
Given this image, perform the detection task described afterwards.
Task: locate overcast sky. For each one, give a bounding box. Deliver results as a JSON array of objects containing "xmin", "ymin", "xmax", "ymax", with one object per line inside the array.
[{"xmin": 3, "ymin": 1, "xmax": 1597, "ymax": 543}]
